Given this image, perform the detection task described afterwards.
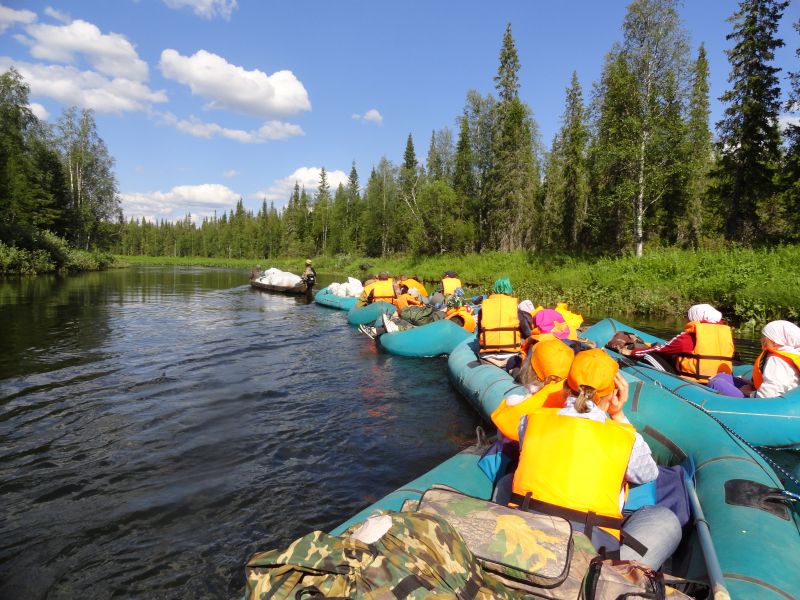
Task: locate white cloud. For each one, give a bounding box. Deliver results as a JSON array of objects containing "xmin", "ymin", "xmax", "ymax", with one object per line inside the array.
[
  {"xmin": 223, "ymin": 170, "xmax": 238, "ymax": 178},
  {"xmin": 172, "ymin": 115, "xmax": 303, "ymax": 143},
  {"xmin": 779, "ymin": 114, "xmax": 800, "ymax": 132},
  {"xmin": 254, "ymin": 167, "xmax": 349, "ymax": 203},
  {"xmin": 160, "ymin": 49, "xmax": 311, "ymax": 118},
  {"xmin": 121, "ymin": 183, "xmax": 241, "ymax": 221},
  {"xmin": 19, "ymin": 19, "xmax": 148, "ymax": 81},
  {"xmin": 43, "ymin": 7, "xmax": 70, "ymax": 23},
  {"xmin": 0, "ymin": 6, "xmax": 36, "ymax": 35},
  {"xmin": 163, "ymin": 0, "xmax": 237, "ymax": 20},
  {"xmin": 0, "ymin": 58, "xmax": 167, "ymax": 113},
  {"xmin": 28, "ymin": 102, "xmax": 49, "ymax": 120},
  {"xmin": 352, "ymin": 108, "xmax": 383, "ymax": 125}
]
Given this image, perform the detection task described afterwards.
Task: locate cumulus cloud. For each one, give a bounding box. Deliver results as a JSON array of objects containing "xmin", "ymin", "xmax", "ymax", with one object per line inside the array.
[
  {"xmin": 352, "ymin": 108, "xmax": 383, "ymax": 125},
  {"xmin": 223, "ymin": 170, "xmax": 238, "ymax": 178},
  {"xmin": 18, "ymin": 19, "xmax": 148, "ymax": 81},
  {"xmin": 0, "ymin": 6, "xmax": 36, "ymax": 35},
  {"xmin": 163, "ymin": 0, "xmax": 237, "ymax": 20},
  {"xmin": 120, "ymin": 183, "xmax": 241, "ymax": 222},
  {"xmin": 779, "ymin": 114, "xmax": 800, "ymax": 132},
  {"xmin": 0, "ymin": 58, "xmax": 167, "ymax": 113},
  {"xmin": 254, "ymin": 167, "xmax": 349, "ymax": 203},
  {"xmin": 28, "ymin": 102, "xmax": 49, "ymax": 120},
  {"xmin": 172, "ymin": 115, "xmax": 303, "ymax": 143},
  {"xmin": 160, "ymin": 49, "xmax": 311, "ymax": 118},
  {"xmin": 43, "ymin": 7, "xmax": 70, "ymax": 23}
]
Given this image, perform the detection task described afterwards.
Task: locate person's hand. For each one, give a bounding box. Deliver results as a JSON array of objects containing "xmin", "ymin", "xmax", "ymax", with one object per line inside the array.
[
  {"xmin": 608, "ymin": 372, "xmax": 629, "ymax": 418},
  {"xmin": 619, "ymin": 347, "xmax": 632, "ymax": 356}
]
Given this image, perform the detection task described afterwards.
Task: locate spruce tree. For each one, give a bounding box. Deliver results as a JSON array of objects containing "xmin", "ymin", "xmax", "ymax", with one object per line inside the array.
[
  {"xmin": 715, "ymin": 0, "xmax": 788, "ymax": 242},
  {"xmin": 560, "ymin": 72, "xmax": 589, "ymax": 249},
  {"xmin": 426, "ymin": 130, "xmax": 443, "ymax": 181},
  {"xmin": 780, "ymin": 18, "xmax": 800, "ymax": 238}
]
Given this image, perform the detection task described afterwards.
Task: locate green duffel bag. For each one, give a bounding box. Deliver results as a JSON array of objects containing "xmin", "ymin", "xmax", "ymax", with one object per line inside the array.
[
  {"xmin": 405, "ymin": 485, "xmax": 596, "ymax": 599},
  {"xmin": 399, "ymin": 305, "xmax": 443, "ymax": 326},
  {"xmin": 244, "ymin": 510, "xmax": 518, "ymax": 599}
]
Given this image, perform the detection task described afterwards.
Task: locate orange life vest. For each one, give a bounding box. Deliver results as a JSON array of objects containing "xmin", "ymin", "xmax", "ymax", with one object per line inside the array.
[
  {"xmin": 674, "ymin": 322, "xmax": 735, "ymax": 383},
  {"xmin": 478, "ymin": 294, "xmax": 520, "ymax": 354},
  {"xmin": 393, "ymin": 293, "xmax": 422, "ymax": 312},
  {"xmin": 364, "ymin": 279, "xmax": 396, "ymax": 303},
  {"xmin": 401, "ymin": 278, "xmax": 428, "ymax": 297},
  {"xmin": 442, "ymin": 276, "xmax": 462, "ymax": 296},
  {"xmin": 511, "ymin": 409, "xmax": 635, "ymax": 540},
  {"xmin": 752, "ymin": 349, "xmax": 800, "ymax": 389},
  {"xmin": 445, "ymin": 306, "xmax": 476, "ymax": 333},
  {"xmin": 491, "ymin": 381, "xmax": 566, "ymax": 441}
]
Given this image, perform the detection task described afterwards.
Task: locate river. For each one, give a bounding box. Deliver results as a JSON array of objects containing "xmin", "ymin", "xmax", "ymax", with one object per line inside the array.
[{"xmin": 0, "ymin": 266, "xmax": 791, "ymax": 598}]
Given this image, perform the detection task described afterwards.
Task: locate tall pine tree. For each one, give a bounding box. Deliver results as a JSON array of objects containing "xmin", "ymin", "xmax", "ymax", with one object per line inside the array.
[{"xmin": 714, "ymin": 0, "xmax": 788, "ymax": 242}]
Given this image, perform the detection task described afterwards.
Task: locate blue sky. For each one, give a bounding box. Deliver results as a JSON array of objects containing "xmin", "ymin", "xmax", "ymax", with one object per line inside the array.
[{"xmin": 1, "ymin": 0, "xmax": 798, "ymax": 223}]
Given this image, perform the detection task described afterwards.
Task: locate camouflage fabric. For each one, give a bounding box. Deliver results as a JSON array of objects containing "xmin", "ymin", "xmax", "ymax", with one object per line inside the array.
[
  {"xmin": 244, "ymin": 510, "xmax": 517, "ymax": 600},
  {"xmin": 399, "ymin": 305, "xmax": 443, "ymax": 326},
  {"xmin": 412, "ymin": 485, "xmax": 596, "ymax": 599},
  {"xmin": 580, "ymin": 558, "xmax": 701, "ymax": 599}
]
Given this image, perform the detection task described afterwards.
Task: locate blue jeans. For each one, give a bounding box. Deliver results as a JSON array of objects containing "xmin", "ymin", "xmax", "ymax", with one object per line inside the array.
[{"xmin": 589, "ymin": 505, "xmax": 682, "ymax": 569}]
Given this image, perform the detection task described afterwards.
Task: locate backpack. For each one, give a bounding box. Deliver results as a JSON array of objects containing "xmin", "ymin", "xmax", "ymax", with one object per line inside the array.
[
  {"xmin": 244, "ymin": 510, "xmax": 516, "ymax": 599},
  {"xmin": 580, "ymin": 557, "xmax": 709, "ymax": 599}
]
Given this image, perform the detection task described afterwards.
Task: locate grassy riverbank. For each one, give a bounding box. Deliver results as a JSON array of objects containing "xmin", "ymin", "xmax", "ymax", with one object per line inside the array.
[
  {"xmin": 0, "ymin": 232, "xmax": 121, "ymax": 275},
  {"xmin": 116, "ymin": 246, "xmax": 800, "ymax": 327}
]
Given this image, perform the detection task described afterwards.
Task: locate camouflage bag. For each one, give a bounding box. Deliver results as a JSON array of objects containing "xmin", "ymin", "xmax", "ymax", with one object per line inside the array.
[
  {"xmin": 580, "ymin": 557, "xmax": 709, "ymax": 599},
  {"xmin": 406, "ymin": 485, "xmax": 597, "ymax": 599},
  {"xmin": 244, "ymin": 510, "xmax": 517, "ymax": 599}
]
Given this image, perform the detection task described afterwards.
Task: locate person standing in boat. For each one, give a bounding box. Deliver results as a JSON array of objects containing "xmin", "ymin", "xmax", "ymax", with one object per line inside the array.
[
  {"xmin": 301, "ymin": 259, "xmax": 316, "ymax": 297},
  {"xmin": 510, "ymin": 349, "xmax": 682, "ymax": 569},
  {"xmin": 620, "ymin": 303, "xmax": 734, "ymax": 383},
  {"xmin": 738, "ymin": 320, "xmax": 800, "ymax": 397}
]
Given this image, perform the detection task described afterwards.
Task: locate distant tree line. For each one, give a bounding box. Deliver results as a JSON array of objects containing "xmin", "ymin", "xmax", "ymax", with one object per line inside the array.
[{"xmin": 2, "ymin": 0, "xmax": 798, "ymax": 267}]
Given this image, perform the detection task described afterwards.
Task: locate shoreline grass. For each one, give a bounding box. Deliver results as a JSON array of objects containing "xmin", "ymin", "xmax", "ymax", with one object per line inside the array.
[{"xmin": 115, "ymin": 246, "xmax": 800, "ymax": 328}]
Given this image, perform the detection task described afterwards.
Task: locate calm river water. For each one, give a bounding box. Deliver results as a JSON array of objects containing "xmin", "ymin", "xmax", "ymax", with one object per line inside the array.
[{"xmin": 0, "ymin": 266, "xmax": 789, "ymax": 599}]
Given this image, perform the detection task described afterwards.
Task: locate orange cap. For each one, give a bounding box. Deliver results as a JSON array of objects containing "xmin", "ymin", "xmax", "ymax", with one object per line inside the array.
[
  {"xmin": 567, "ymin": 349, "xmax": 618, "ymax": 398},
  {"xmin": 530, "ymin": 339, "xmax": 574, "ymax": 381}
]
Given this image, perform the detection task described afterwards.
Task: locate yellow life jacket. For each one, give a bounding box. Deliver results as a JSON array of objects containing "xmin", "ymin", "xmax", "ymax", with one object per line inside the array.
[
  {"xmin": 511, "ymin": 409, "xmax": 635, "ymax": 540},
  {"xmin": 401, "ymin": 278, "xmax": 428, "ymax": 297},
  {"xmin": 490, "ymin": 381, "xmax": 566, "ymax": 441},
  {"xmin": 674, "ymin": 322, "xmax": 735, "ymax": 383},
  {"xmin": 393, "ymin": 293, "xmax": 422, "ymax": 312},
  {"xmin": 478, "ymin": 294, "xmax": 521, "ymax": 354},
  {"xmin": 441, "ymin": 277, "xmax": 462, "ymax": 296},
  {"xmin": 445, "ymin": 306, "xmax": 476, "ymax": 333},
  {"xmin": 752, "ymin": 349, "xmax": 800, "ymax": 390},
  {"xmin": 365, "ymin": 279, "xmax": 396, "ymax": 303}
]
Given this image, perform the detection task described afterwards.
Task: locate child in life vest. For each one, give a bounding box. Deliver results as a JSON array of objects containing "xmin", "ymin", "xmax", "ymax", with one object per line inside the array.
[
  {"xmin": 511, "ymin": 350, "xmax": 682, "ymax": 569},
  {"xmin": 738, "ymin": 320, "xmax": 800, "ymax": 398}
]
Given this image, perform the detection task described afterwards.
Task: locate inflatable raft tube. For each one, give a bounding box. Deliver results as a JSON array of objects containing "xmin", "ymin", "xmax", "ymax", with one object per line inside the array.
[
  {"xmin": 314, "ymin": 287, "xmax": 358, "ymax": 311},
  {"xmin": 377, "ymin": 320, "xmax": 473, "ymax": 357},
  {"xmin": 582, "ymin": 318, "xmax": 800, "ymax": 449},
  {"xmin": 347, "ymin": 301, "xmax": 396, "ymax": 325},
  {"xmin": 446, "ymin": 337, "xmax": 800, "ymax": 599}
]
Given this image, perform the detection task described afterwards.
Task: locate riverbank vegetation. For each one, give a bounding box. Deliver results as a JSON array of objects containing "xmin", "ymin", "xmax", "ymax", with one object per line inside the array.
[
  {"xmin": 3, "ymin": 0, "xmax": 798, "ymax": 285},
  {"xmin": 121, "ymin": 245, "xmax": 800, "ymax": 327}
]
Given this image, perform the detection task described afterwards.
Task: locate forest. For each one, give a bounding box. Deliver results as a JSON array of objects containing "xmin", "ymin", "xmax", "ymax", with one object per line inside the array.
[{"xmin": 1, "ymin": 0, "xmax": 798, "ymax": 274}]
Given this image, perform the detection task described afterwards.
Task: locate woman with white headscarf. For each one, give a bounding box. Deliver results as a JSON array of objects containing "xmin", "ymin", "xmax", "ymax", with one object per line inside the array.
[
  {"xmin": 622, "ymin": 304, "xmax": 735, "ymax": 383},
  {"xmin": 741, "ymin": 321, "xmax": 800, "ymax": 398}
]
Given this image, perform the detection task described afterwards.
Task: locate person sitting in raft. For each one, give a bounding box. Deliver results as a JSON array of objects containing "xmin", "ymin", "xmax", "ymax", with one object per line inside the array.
[
  {"xmin": 398, "ymin": 275, "xmax": 429, "ymax": 300},
  {"xmin": 355, "ymin": 271, "xmax": 396, "ymax": 308},
  {"xmin": 440, "ymin": 271, "xmax": 463, "ymax": 297},
  {"xmin": 621, "ymin": 303, "xmax": 734, "ymax": 383},
  {"xmin": 392, "ymin": 284, "xmax": 425, "ymax": 312},
  {"xmin": 509, "ymin": 349, "xmax": 682, "ymax": 569},
  {"xmin": 734, "ymin": 320, "xmax": 800, "ymax": 398},
  {"xmin": 445, "ymin": 305, "xmax": 476, "ymax": 333},
  {"xmin": 492, "ymin": 339, "xmax": 575, "ymax": 443},
  {"xmin": 477, "ymin": 278, "xmax": 522, "ymax": 367}
]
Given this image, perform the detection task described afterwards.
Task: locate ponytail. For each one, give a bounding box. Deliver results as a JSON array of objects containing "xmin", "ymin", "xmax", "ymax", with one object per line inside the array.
[{"xmin": 574, "ymin": 385, "xmax": 596, "ymax": 413}]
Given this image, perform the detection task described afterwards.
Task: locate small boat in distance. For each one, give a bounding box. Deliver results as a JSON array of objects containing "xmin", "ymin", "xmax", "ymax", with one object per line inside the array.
[{"xmin": 250, "ymin": 267, "xmax": 311, "ymax": 296}]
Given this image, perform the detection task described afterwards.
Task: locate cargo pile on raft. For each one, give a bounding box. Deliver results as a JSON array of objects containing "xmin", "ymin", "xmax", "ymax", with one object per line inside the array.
[{"xmin": 246, "ymin": 268, "xmax": 800, "ymax": 599}]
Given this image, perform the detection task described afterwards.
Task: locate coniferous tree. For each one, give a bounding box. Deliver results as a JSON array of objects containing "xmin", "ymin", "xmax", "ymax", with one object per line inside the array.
[
  {"xmin": 311, "ymin": 167, "xmax": 331, "ymax": 254},
  {"xmin": 779, "ymin": 18, "xmax": 800, "ymax": 238},
  {"xmin": 714, "ymin": 0, "xmax": 788, "ymax": 242},
  {"xmin": 345, "ymin": 161, "xmax": 362, "ymax": 252},
  {"xmin": 453, "ymin": 111, "xmax": 478, "ymax": 250},
  {"xmin": 559, "ymin": 72, "xmax": 590, "ymax": 249},
  {"xmin": 484, "ymin": 24, "xmax": 538, "ymax": 251},
  {"xmin": 426, "ymin": 131, "xmax": 443, "ymax": 181},
  {"xmin": 682, "ymin": 44, "xmax": 714, "ymax": 247}
]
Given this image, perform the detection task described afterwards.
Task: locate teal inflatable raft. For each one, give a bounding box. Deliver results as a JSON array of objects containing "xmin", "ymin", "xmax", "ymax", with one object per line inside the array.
[
  {"xmin": 377, "ymin": 320, "xmax": 474, "ymax": 357},
  {"xmin": 314, "ymin": 287, "xmax": 358, "ymax": 311},
  {"xmin": 444, "ymin": 337, "xmax": 800, "ymax": 599},
  {"xmin": 347, "ymin": 301, "xmax": 396, "ymax": 325},
  {"xmin": 582, "ymin": 318, "xmax": 800, "ymax": 449}
]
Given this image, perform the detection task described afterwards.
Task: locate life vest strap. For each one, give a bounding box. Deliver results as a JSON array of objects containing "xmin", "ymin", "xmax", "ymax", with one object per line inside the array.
[
  {"xmin": 675, "ymin": 352, "xmax": 734, "ymax": 361},
  {"xmin": 509, "ymin": 493, "xmax": 648, "ymax": 556},
  {"xmin": 480, "ymin": 326, "xmax": 519, "ymax": 333}
]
